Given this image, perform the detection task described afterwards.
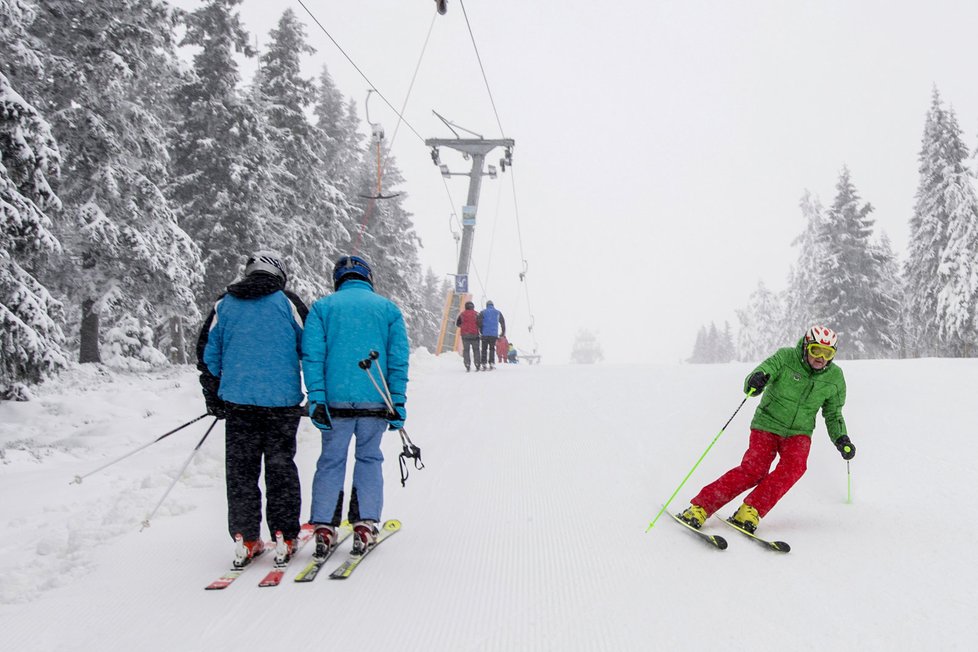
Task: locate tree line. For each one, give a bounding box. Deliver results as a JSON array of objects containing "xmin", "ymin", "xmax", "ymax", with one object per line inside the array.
[
  {"xmin": 1, "ymin": 0, "xmax": 450, "ymax": 400},
  {"xmin": 690, "ymin": 87, "xmax": 978, "ymax": 364}
]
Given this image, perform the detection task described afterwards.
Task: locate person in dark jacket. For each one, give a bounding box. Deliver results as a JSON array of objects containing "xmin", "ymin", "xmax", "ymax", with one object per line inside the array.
[
  {"xmin": 196, "ymin": 251, "xmax": 308, "ymax": 567},
  {"xmin": 302, "ymin": 255, "xmax": 410, "ymax": 557},
  {"xmin": 455, "ymin": 300, "xmax": 481, "ymax": 371},
  {"xmin": 677, "ymin": 325, "xmax": 855, "ymax": 534},
  {"xmin": 477, "ymin": 300, "xmax": 506, "ymax": 370}
]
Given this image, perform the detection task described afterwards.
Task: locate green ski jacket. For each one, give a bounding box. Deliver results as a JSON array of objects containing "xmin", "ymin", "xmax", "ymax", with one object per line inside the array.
[{"xmin": 744, "ymin": 339, "xmax": 848, "ymax": 441}]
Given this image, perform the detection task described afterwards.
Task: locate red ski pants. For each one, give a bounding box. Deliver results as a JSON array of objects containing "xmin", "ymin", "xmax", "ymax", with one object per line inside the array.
[{"xmin": 691, "ymin": 429, "xmax": 811, "ymax": 518}]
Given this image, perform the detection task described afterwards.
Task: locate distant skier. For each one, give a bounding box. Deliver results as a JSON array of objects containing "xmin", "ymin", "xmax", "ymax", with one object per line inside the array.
[
  {"xmin": 302, "ymin": 255, "xmax": 410, "ymax": 557},
  {"xmin": 496, "ymin": 334, "xmax": 509, "ymax": 364},
  {"xmin": 455, "ymin": 300, "xmax": 481, "ymax": 371},
  {"xmin": 507, "ymin": 342, "xmax": 518, "ymax": 364},
  {"xmin": 477, "ymin": 300, "xmax": 506, "ymax": 370},
  {"xmin": 678, "ymin": 325, "xmax": 855, "ymax": 533},
  {"xmin": 196, "ymin": 251, "xmax": 307, "ymax": 567}
]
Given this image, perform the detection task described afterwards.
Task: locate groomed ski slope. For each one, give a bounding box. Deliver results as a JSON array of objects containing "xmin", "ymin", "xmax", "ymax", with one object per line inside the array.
[{"xmin": 1, "ymin": 352, "xmax": 976, "ymax": 651}]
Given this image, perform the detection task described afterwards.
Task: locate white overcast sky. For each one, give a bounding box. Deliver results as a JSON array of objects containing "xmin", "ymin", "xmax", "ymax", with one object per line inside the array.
[{"xmin": 171, "ymin": 0, "xmax": 978, "ymax": 363}]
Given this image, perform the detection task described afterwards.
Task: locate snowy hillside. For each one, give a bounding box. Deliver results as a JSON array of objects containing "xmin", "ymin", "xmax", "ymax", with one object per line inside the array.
[{"xmin": 1, "ymin": 353, "xmax": 977, "ymax": 651}]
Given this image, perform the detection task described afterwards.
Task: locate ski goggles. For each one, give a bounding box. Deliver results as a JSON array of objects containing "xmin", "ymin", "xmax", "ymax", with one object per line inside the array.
[{"xmin": 806, "ymin": 342, "xmax": 836, "ymax": 361}]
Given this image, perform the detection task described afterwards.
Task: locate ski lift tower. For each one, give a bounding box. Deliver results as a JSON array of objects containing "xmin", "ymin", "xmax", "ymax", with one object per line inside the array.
[{"xmin": 427, "ymin": 113, "xmax": 513, "ymax": 354}]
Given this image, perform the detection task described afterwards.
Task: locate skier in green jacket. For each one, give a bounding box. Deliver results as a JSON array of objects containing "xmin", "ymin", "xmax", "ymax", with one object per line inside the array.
[{"xmin": 678, "ymin": 325, "xmax": 855, "ymax": 533}]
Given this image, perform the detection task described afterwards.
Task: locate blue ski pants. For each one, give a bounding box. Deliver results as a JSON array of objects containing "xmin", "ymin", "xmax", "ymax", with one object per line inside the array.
[{"xmin": 310, "ymin": 416, "xmax": 387, "ymax": 525}]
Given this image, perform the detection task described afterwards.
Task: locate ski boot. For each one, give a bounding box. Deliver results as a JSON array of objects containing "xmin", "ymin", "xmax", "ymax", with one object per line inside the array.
[
  {"xmin": 677, "ymin": 504, "xmax": 708, "ymax": 529},
  {"xmin": 272, "ymin": 531, "xmax": 297, "ymax": 564},
  {"xmin": 233, "ymin": 534, "xmax": 265, "ymax": 568},
  {"xmin": 312, "ymin": 524, "xmax": 337, "ymax": 559},
  {"xmin": 351, "ymin": 520, "xmax": 379, "ymax": 555},
  {"xmin": 730, "ymin": 503, "xmax": 759, "ymax": 533}
]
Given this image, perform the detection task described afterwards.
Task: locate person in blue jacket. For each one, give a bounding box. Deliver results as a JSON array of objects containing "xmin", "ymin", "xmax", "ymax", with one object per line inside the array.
[
  {"xmin": 302, "ymin": 255, "xmax": 410, "ymax": 557},
  {"xmin": 477, "ymin": 300, "xmax": 506, "ymax": 370},
  {"xmin": 196, "ymin": 251, "xmax": 308, "ymax": 567}
]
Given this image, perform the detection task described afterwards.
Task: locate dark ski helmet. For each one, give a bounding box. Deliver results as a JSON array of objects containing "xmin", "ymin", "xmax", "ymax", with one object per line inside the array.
[
  {"xmin": 333, "ymin": 255, "xmax": 373, "ymax": 289},
  {"xmin": 244, "ymin": 251, "xmax": 287, "ymax": 282},
  {"xmin": 465, "ymin": 301, "xmax": 474, "ymax": 310},
  {"xmin": 486, "ymin": 300, "xmax": 494, "ymax": 307}
]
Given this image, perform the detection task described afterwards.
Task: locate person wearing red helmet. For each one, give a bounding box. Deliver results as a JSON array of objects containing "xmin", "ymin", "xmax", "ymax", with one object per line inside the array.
[{"xmin": 678, "ymin": 325, "xmax": 854, "ymax": 534}]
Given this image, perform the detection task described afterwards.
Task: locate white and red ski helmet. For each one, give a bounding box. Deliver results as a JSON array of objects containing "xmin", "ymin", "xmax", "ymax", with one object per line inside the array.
[{"xmin": 805, "ymin": 325, "xmax": 838, "ymax": 348}]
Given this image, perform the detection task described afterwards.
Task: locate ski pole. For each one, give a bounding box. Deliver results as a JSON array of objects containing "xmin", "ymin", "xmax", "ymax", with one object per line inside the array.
[
  {"xmin": 358, "ymin": 352, "xmax": 396, "ymax": 413},
  {"xmin": 846, "ymin": 460, "xmax": 852, "ymax": 504},
  {"xmin": 645, "ymin": 389, "xmax": 755, "ymax": 532},
  {"xmin": 140, "ymin": 417, "xmax": 219, "ymax": 531},
  {"xmin": 71, "ymin": 413, "xmax": 209, "ymax": 485},
  {"xmin": 358, "ymin": 352, "xmax": 424, "ymax": 486}
]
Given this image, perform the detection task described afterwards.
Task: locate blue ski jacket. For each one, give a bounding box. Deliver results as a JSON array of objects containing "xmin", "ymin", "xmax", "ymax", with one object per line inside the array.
[
  {"xmin": 202, "ymin": 291, "xmax": 305, "ymax": 407},
  {"xmin": 301, "ymin": 279, "xmax": 410, "ymax": 407},
  {"xmin": 478, "ymin": 306, "xmax": 505, "ymax": 337}
]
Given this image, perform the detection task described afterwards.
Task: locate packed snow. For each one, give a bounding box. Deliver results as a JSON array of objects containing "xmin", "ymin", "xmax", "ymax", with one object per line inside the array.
[{"xmin": 1, "ymin": 352, "xmax": 976, "ymax": 651}]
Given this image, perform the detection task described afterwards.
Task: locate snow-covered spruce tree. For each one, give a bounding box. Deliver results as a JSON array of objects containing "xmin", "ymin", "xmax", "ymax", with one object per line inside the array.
[
  {"xmin": 783, "ymin": 191, "xmax": 831, "ymax": 340},
  {"xmin": 351, "ymin": 148, "xmax": 427, "ymax": 347},
  {"xmin": 314, "ymin": 68, "xmax": 364, "ymax": 200},
  {"xmin": 571, "ymin": 329, "xmax": 603, "ymax": 364},
  {"xmin": 878, "ymin": 233, "xmax": 907, "ymax": 358},
  {"xmin": 26, "ymin": 0, "xmax": 202, "ymax": 365},
  {"xmin": 736, "ymin": 281, "xmax": 785, "ymax": 361},
  {"xmin": 170, "ymin": 0, "xmax": 271, "ymax": 311},
  {"xmin": 815, "ymin": 167, "xmax": 900, "ymax": 359},
  {"xmin": 688, "ymin": 325, "xmax": 708, "ymax": 363},
  {"xmin": 0, "ymin": 1, "xmax": 67, "ymax": 398},
  {"xmin": 905, "ymin": 88, "xmax": 978, "ymax": 356},
  {"xmin": 416, "ymin": 267, "xmax": 448, "ymax": 352},
  {"xmin": 720, "ymin": 321, "xmax": 736, "ymax": 362},
  {"xmin": 255, "ymin": 9, "xmax": 354, "ymax": 302}
]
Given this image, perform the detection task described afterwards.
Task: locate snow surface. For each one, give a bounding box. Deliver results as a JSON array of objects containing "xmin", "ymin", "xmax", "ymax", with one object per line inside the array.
[{"xmin": 1, "ymin": 352, "xmax": 976, "ymax": 651}]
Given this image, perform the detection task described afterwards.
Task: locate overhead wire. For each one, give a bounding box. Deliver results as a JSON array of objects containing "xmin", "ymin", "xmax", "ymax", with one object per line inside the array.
[
  {"xmin": 458, "ymin": 0, "xmax": 537, "ymax": 350},
  {"xmin": 294, "ymin": 0, "xmax": 439, "ymax": 253}
]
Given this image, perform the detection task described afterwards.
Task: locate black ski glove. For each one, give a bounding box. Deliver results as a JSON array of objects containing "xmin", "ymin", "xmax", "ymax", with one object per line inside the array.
[
  {"xmin": 309, "ymin": 403, "xmax": 333, "ymax": 431},
  {"xmin": 746, "ymin": 371, "xmax": 770, "ymax": 394},
  {"xmin": 835, "ymin": 435, "xmax": 856, "ymax": 460},
  {"xmin": 205, "ymin": 398, "xmax": 227, "ymax": 420}
]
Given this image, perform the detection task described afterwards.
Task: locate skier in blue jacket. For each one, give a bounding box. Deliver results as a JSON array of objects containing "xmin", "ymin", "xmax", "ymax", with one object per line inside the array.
[
  {"xmin": 477, "ymin": 300, "xmax": 506, "ymax": 370},
  {"xmin": 302, "ymin": 255, "xmax": 410, "ymax": 557},
  {"xmin": 196, "ymin": 251, "xmax": 307, "ymax": 567}
]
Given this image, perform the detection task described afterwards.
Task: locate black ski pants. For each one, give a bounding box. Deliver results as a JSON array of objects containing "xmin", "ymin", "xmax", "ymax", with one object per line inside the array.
[
  {"xmin": 461, "ymin": 335, "xmax": 481, "ymax": 369},
  {"xmin": 480, "ymin": 335, "xmax": 498, "ymax": 366},
  {"xmin": 224, "ymin": 406, "xmax": 301, "ymax": 541}
]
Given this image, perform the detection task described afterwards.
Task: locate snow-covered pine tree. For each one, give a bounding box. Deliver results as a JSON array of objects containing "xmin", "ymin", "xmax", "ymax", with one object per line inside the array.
[
  {"xmin": 416, "ymin": 267, "xmax": 447, "ymax": 352},
  {"xmin": 877, "ymin": 233, "xmax": 906, "ymax": 357},
  {"xmin": 904, "ymin": 88, "xmax": 978, "ymax": 356},
  {"xmin": 0, "ymin": 1, "xmax": 67, "ymax": 398},
  {"xmin": 720, "ymin": 321, "xmax": 736, "ymax": 362},
  {"xmin": 170, "ymin": 0, "xmax": 271, "ymax": 310},
  {"xmin": 314, "ymin": 67, "xmax": 363, "ymax": 199},
  {"xmin": 570, "ymin": 329, "xmax": 603, "ymax": 364},
  {"xmin": 688, "ymin": 325, "xmax": 708, "ymax": 363},
  {"xmin": 783, "ymin": 191, "xmax": 830, "ymax": 340},
  {"xmin": 351, "ymin": 147, "xmax": 427, "ymax": 347},
  {"xmin": 736, "ymin": 281, "xmax": 785, "ymax": 361},
  {"xmin": 26, "ymin": 0, "xmax": 202, "ymax": 364},
  {"xmin": 256, "ymin": 9, "xmax": 353, "ymax": 302},
  {"xmin": 816, "ymin": 166, "xmax": 900, "ymax": 358}
]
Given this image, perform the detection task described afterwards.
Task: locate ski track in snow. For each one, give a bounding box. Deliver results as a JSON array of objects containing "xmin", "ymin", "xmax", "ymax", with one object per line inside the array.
[{"xmin": 2, "ymin": 355, "xmax": 978, "ymax": 650}]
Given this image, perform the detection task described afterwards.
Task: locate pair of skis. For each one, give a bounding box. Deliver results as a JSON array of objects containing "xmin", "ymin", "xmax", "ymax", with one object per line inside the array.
[
  {"xmin": 669, "ymin": 512, "xmax": 790, "ymax": 553},
  {"xmin": 205, "ymin": 519, "xmax": 400, "ymax": 590}
]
